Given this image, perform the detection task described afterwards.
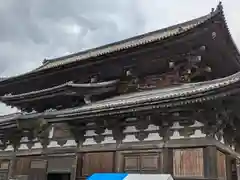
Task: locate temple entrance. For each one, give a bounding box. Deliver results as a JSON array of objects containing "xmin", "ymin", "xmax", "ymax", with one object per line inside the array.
[{"xmin": 47, "ymin": 173, "xmax": 70, "ymax": 180}]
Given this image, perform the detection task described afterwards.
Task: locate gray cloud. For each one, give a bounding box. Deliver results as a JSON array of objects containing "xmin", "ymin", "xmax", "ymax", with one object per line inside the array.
[{"xmin": 0, "ymin": 0, "xmax": 239, "ymax": 114}]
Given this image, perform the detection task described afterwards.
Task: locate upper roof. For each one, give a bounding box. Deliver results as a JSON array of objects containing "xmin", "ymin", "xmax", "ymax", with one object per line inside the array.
[
  {"xmin": 0, "ymin": 2, "xmax": 230, "ymax": 85},
  {"xmin": 36, "ymin": 13, "xmax": 212, "ymax": 71}
]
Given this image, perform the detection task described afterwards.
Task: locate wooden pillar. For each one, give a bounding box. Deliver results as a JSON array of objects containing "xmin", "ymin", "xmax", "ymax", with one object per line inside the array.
[
  {"xmin": 203, "ymin": 146, "xmax": 217, "ymax": 179},
  {"xmin": 226, "ymin": 155, "xmax": 233, "ymax": 180},
  {"xmin": 236, "ymin": 159, "xmax": 240, "ymax": 180},
  {"xmin": 234, "ymin": 144, "xmax": 240, "ymax": 180},
  {"xmin": 8, "ymin": 134, "xmax": 21, "ymax": 179},
  {"xmin": 8, "ymin": 149, "xmax": 17, "ymax": 179},
  {"xmin": 70, "ymin": 143, "xmax": 80, "ymax": 180},
  {"xmin": 162, "ymin": 147, "xmax": 173, "ymax": 174}
]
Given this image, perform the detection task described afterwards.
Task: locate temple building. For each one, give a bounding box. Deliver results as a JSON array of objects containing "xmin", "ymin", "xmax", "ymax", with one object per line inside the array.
[{"xmin": 0, "ymin": 2, "xmax": 239, "ymax": 180}]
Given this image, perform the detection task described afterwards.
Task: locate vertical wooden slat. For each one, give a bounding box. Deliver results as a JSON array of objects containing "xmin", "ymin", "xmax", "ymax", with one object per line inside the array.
[
  {"xmin": 217, "ymin": 150, "xmax": 227, "ymax": 180},
  {"xmin": 225, "ymin": 155, "xmax": 233, "ymax": 180},
  {"xmin": 81, "ymin": 152, "xmax": 114, "ymax": 178},
  {"xmin": 173, "ymin": 148, "xmax": 203, "ymax": 177}
]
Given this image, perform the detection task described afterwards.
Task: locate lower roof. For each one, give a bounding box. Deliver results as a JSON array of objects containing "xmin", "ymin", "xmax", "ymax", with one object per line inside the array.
[
  {"xmin": 4, "ymin": 69, "xmax": 237, "ymax": 122},
  {"xmin": 0, "ymin": 67, "xmax": 239, "ymax": 141}
]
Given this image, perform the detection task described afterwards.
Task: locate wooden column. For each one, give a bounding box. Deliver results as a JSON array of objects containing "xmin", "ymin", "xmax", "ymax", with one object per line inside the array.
[
  {"xmin": 226, "ymin": 155, "xmax": 233, "ymax": 180},
  {"xmin": 8, "ymin": 132, "xmax": 22, "ymax": 179},
  {"xmin": 8, "ymin": 149, "xmax": 17, "ymax": 179},
  {"xmin": 203, "ymin": 146, "xmax": 217, "ymax": 179},
  {"xmin": 237, "ymin": 159, "xmax": 240, "ymax": 180},
  {"xmin": 162, "ymin": 147, "xmax": 173, "ymax": 174},
  {"xmin": 70, "ymin": 145, "xmax": 79, "ymax": 180},
  {"xmin": 235, "ymin": 144, "xmax": 240, "ymax": 180}
]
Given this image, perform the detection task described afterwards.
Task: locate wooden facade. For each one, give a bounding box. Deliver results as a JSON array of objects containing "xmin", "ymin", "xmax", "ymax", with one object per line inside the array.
[
  {"xmin": 0, "ymin": 140, "xmax": 237, "ymax": 180},
  {"xmin": 0, "ymin": 124, "xmax": 238, "ymax": 180},
  {"xmin": 0, "ymin": 2, "xmax": 239, "ymax": 180},
  {"xmin": 173, "ymin": 148, "xmax": 204, "ymax": 177}
]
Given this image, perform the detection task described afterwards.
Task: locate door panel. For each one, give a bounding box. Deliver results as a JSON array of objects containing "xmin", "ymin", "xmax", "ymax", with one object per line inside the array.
[
  {"xmin": 81, "ymin": 152, "xmax": 114, "ymax": 178},
  {"xmin": 28, "ymin": 159, "xmax": 47, "ymax": 180},
  {"xmin": 121, "ymin": 151, "xmax": 161, "ymax": 173}
]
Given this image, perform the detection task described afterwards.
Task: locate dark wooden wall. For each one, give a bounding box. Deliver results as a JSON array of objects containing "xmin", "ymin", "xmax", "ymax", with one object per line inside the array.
[
  {"xmin": 13, "ymin": 156, "xmax": 47, "ymax": 180},
  {"xmin": 74, "ymin": 147, "xmax": 232, "ymax": 180},
  {"xmin": 77, "ymin": 152, "xmax": 114, "ymax": 180},
  {"xmin": 5, "ymin": 146, "xmax": 235, "ymax": 180},
  {"xmin": 0, "ymin": 160, "xmax": 9, "ymax": 180},
  {"xmin": 15, "ymin": 157, "xmax": 31, "ymax": 176},
  {"xmin": 173, "ymin": 148, "xmax": 204, "ymax": 177}
]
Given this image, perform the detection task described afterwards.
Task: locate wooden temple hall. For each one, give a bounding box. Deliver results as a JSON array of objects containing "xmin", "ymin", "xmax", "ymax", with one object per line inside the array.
[{"xmin": 0, "ymin": 2, "xmax": 240, "ymax": 180}]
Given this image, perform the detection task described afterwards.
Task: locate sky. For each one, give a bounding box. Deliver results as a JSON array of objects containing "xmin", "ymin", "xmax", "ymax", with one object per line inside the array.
[{"xmin": 0, "ymin": 0, "xmax": 239, "ymax": 114}]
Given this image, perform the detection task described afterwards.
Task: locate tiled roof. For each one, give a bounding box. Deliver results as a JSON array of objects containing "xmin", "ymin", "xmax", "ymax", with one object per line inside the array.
[
  {"xmin": 0, "ymin": 66, "xmax": 239, "ymax": 122},
  {"xmin": 50, "ymin": 69, "xmax": 240, "ymax": 118},
  {"xmin": 1, "ymin": 80, "xmax": 119, "ymax": 100},
  {"xmin": 0, "ymin": 3, "xmax": 228, "ymax": 85},
  {"xmin": 34, "ymin": 8, "xmax": 219, "ymax": 72}
]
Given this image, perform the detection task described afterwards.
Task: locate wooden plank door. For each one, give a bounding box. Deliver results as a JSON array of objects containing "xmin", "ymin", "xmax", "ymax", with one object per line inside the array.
[{"xmin": 81, "ymin": 152, "xmax": 114, "ymax": 179}]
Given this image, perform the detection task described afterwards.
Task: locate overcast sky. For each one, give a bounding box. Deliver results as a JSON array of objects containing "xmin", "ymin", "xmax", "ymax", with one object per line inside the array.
[{"xmin": 0, "ymin": 0, "xmax": 239, "ymax": 114}]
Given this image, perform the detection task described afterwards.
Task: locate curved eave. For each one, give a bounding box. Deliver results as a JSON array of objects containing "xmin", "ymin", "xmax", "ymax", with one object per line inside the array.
[
  {"xmin": 1, "ymin": 69, "xmax": 240, "ymax": 125},
  {"xmin": 0, "ymin": 80, "xmax": 119, "ymax": 103},
  {"xmin": 219, "ymin": 4, "xmax": 240, "ymax": 66},
  {"xmin": 14, "ymin": 69, "xmax": 240, "ymax": 121},
  {"xmin": 0, "ymin": 3, "xmax": 226, "ymax": 87},
  {"xmin": 50, "ymin": 71, "xmax": 240, "ymax": 120}
]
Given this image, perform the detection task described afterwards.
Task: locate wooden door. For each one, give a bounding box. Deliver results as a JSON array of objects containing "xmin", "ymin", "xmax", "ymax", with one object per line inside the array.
[
  {"xmin": 47, "ymin": 156, "xmax": 75, "ymax": 173},
  {"xmin": 81, "ymin": 152, "xmax": 114, "ymax": 179},
  {"xmin": 28, "ymin": 159, "xmax": 47, "ymax": 180},
  {"xmin": 173, "ymin": 148, "xmax": 204, "ymax": 177},
  {"xmin": 120, "ymin": 151, "xmax": 161, "ymax": 173}
]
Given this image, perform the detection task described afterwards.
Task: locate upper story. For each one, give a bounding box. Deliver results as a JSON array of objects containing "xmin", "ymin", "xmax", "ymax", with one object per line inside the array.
[{"xmin": 0, "ymin": 2, "xmax": 240, "ymax": 113}]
